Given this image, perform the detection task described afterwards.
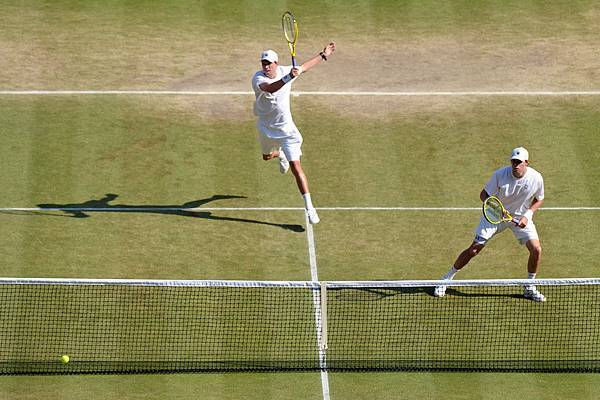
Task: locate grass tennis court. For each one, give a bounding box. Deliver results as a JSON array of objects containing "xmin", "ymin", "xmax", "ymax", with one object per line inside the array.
[{"xmin": 1, "ymin": 1, "xmax": 600, "ymax": 399}]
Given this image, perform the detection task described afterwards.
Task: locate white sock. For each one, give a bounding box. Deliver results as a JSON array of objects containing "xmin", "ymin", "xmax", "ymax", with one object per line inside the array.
[
  {"xmin": 442, "ymin": 266, "xmax": 459, "ymax": 280},
  {"xmin": 303, "ymin": 193, "xmax": 314, "ymax": 210}
]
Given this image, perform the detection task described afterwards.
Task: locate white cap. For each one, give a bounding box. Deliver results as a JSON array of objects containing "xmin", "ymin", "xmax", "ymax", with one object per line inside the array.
[
  {"xmin": 510, "ymin": 146, "xmax": 529, "ymax": 161},
  {"xmin": 260, "ymin": 50, "xmax": 278, "ymax": 63}
]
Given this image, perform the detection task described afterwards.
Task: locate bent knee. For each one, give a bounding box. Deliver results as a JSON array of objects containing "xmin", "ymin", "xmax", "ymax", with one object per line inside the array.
[
  {"xmin": 289, "ymin": 160, "xmax": 303, "ymax": 172},
  {"xmin": 468, "ymin": 244, "xmax": 485, "ymax": 257}
]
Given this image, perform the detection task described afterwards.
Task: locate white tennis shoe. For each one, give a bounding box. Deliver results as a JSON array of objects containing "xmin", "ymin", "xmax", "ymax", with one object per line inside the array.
[
  {"xmin": 306, "ymin": 208, "xmax": 320, "ymax": 224},
  {"xmin": 279, "ymin": 152, "xmax": 289, "ymax": 174},
  {"xmin": 524, "ymin": 286, "xmax": 546, "ymax": 302},
  {"xmin": 433, "ymin": 285, "xmax": 447, "ymax": 297}
]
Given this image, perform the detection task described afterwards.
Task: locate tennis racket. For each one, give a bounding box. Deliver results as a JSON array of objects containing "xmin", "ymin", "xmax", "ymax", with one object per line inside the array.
[
  {"xmin": 482, "ymin": 196, "xmax": 518, "ymax": 225},
  {"xmin": 281, "ymin": 11, "xmax": 299, "ymax": 67}
]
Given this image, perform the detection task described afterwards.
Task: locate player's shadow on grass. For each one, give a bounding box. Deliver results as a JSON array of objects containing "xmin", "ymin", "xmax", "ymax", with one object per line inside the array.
[
  {"xmin": 344, "ymin": 287, "xmax": 431, "ymax": 300},
  {"xmin": 35, "ymin": 193, "xmax": 305, "ymax": 232}
]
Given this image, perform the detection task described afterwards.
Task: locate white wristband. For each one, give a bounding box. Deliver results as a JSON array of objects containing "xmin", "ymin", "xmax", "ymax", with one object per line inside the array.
[
  {"xmin": 524, "ymin": 209, "xmax": 534, "ymax": 220},
  {"xmin": 281, "ymin": 73, "xmax": 293, "ymax": 84}
]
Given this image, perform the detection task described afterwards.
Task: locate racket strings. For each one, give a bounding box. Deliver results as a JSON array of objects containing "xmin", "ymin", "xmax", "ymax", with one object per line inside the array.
[
  {"xmin": 282, "ymin": 15, "xmax": 297, "ymax": 43},
  {"xmin": 485, "ymin": 200, "xmax": 504, "ymax": 222}
]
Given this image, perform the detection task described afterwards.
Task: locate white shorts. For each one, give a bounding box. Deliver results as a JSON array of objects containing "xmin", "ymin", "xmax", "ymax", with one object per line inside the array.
[
  {"xmin": 258, "ymin": 133, "xmax": 303, "ymax": 161},
  {"xmin": 474, "ymin": 216, "xmax": 539, "ymax": 245}
]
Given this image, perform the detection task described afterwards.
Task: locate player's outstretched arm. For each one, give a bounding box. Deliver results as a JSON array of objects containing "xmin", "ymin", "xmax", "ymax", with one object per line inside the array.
[
  {"xmin": 258, "ymin": 42, "xmax": 335, "ymax": 93},
  {"xmin": 300, "ymin": 42, "xmax": 336, "ymax": 73}
]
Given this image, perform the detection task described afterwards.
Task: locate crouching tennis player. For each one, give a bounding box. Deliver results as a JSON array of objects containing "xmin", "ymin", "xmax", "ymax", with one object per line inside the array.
[{"xmin": 434, "ymin": 147, "xmax": 546, "ymax": 301}]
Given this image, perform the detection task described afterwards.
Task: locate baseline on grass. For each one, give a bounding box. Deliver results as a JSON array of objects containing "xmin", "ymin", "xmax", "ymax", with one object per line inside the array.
[{"xmin": 1, "ymin": 277, "xmax": 600, "ymax": 374}]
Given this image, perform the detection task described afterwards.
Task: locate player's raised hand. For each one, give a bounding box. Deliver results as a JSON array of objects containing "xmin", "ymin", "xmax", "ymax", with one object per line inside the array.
[{"xmin": 323, "ymin": 42, "xmax": 336, "ymax": 57}]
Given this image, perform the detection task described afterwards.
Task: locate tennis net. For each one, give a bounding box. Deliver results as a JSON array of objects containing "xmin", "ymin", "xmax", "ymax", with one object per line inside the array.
[{"xmin": 1, "ymin": 278, "xmax": 599, "ymax": 374}]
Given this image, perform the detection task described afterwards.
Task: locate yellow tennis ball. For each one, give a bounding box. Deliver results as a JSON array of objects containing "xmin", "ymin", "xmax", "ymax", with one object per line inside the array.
[{"xmin": 60, "ymin": 355, "xmax": 70, "ymax": 364}]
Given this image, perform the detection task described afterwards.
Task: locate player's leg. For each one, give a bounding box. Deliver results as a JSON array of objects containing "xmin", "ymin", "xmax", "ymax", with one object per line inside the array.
[
  {"xmin": 282, "ymin": 135, "xmax": 319, "ymax": 224},
  {"xmin": 434, "ymin": 217, "xmax": 502, "ymax": 297},
  {"xmin": 289, "ymin": 161, "xmax": 308, "ymax": 193},
  {"xmin": 523, "ymin": 239, "xmax": 545, "ymax": 302},
  {"xmin": 259, "ymin": 134, "xmax": 277, "ymax": 161},
  {"xmin": 289, "ymin": 161, "xmax": 319, "ymax": 224},
  {"xmin": 433, "ymin": 242, "xmax": 485, "ymax": 297},
  {"xmin": 258, "ymin": 134, "xmax": 288, "ymax": 173},
  {"xmin": 277, "ymin": 150, "xmax": 289, "ymax": 174},
  {"xmin": 525, "ymin": 239, "xmax": 542, "ymax": 274},
  {"xmin": 512, "ymin": 223, "xmax": 545, "ymax": 302},
  {"xmin": 454, "ymin": 242, "xmax": 486, "ymax": 269},
  {"xmin": 261, "ymin": 150, "xmax": 289, "ymax": 174}
]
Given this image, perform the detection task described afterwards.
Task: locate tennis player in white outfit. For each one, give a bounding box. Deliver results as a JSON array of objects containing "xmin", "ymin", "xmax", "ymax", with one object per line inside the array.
[
  {"xmin": 434, "ymin": 147, "xmax": 546, "ymax": 301},
  {"xmin": 251, "ymin": 43, "xmax": 335, "ymax": 224}
]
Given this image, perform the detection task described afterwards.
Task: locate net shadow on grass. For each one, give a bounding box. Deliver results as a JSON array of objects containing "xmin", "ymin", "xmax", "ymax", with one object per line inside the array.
[
  {"xmin": 347, "ymin": 287, "xmax": 522, "ymax": 300},
  {"xmin": 30, "ymin": 193, "xmax": 305, "ymax": 232},
  {"xmin": 356, "ymin": 287, "xmax": 429, "ymax": 298},
  {"xmin": 441, "ymin": 287, "xmax": 523, "ymax": 300}
]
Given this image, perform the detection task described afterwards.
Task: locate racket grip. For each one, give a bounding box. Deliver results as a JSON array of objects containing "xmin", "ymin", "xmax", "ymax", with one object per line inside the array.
[{"xmin": 292, "ymin": 57, "xmax": 296, "ymax": 67}]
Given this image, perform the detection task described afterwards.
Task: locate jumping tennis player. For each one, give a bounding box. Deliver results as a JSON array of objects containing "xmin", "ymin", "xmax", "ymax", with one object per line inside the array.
[
  {"xmin": 434, "ymin": 147, "xmax": 546, "ymax": 301},
  {"xmin": 251, "ymin": 43, "xmax": 336, "ymax": 224}
]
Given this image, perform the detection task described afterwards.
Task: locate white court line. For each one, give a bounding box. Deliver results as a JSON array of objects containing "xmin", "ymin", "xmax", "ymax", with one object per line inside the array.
[
  {"xmin": 304, "ymin": 212, "xmax": 330, "ymax": 400},
  {"xmin": 2, "ymin": 90, "xmax": 600, "ymax": 96},
  {"xmin": 0, "ymin": 90, "xmax": 252, "ymax": 95},
  {"xmin": 305, "ymin": 215, "xmax": 319, "ymax": 282},
  {"xmin": 1, "ymin": 207, "xmax": 599, "ymax": 212}
]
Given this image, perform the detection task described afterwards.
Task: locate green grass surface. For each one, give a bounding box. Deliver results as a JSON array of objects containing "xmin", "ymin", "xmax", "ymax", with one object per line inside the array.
[
  {"xmin": 1, "ymin": 94, "xmax": 599, "ymax": 399},
  {"xmin": 1, "ymin": 96, "xmax": 598, "ymax": 281},
  {"xmin": 1, "ymin": 0, "xmax": 600, "ymax": 399},
  {"xmin": 1, "ymin": 373, "xmax": 326, "ymax": 400},
  {"xmin": 2, "ymin": 0, "xmax": 599, "ymax": 90}
]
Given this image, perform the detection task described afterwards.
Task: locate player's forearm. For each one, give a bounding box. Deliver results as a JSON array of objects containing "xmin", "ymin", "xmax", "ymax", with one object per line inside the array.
[
  {"xmin": 523, "ymin": 198, "xmax": 543, "ymax": 221},
  {"xmin": 528, "ymin": 199, "xmax": 544, "ymax": 213},
  {"xmin": 301, "ymin": 53, "xmax": 325, "ymax": 73},
  {"xmin": 259, "ymin": 75, "xmax": 293, "ymax": 93},
  {"xmin": 301, "ymin": 42, "xmax": 335, "ymax": 73}
]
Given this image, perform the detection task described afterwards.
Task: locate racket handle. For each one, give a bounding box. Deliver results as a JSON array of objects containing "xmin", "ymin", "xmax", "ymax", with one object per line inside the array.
[{"xmin": 292, "ymin": 57, "xmax": 296, "ymax": 67}]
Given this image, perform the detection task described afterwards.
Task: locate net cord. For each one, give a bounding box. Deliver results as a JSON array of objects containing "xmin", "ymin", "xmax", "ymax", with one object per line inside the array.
[{"xmin": 1, "ymin": 277, "xmax": 599, "ymax": 288}]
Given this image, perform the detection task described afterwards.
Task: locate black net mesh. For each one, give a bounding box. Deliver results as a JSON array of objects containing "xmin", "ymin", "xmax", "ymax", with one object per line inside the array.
[{"xmin": 1, "ymin": 280, "xmax": 599, "ymax": 374}]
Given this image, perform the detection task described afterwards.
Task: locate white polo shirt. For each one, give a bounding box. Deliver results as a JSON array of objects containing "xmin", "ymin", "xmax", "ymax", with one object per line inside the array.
[
  {"xmin": 484, "ymin": 166, "xmax": 544, "ymax": 217},
  {"xmin": 251, "ymin": 65, "xmax": 299, "ymax": 139}
]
